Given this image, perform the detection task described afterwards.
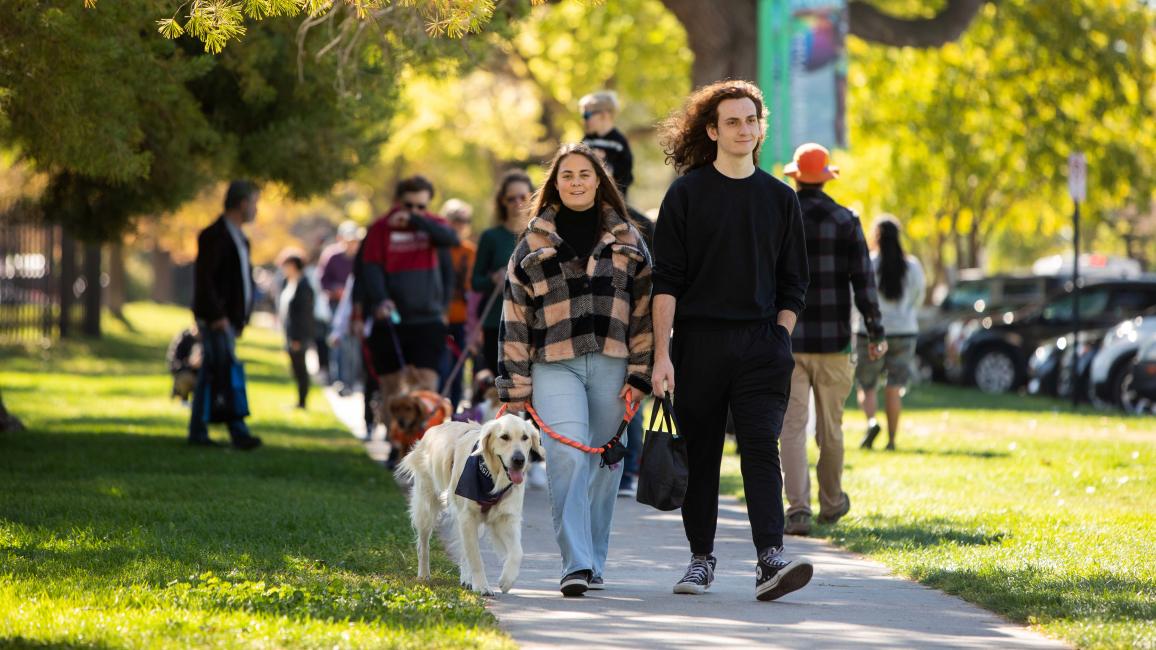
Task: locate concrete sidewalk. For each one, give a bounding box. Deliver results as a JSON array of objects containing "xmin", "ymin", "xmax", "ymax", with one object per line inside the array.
[{"xmin": 324, "ymin": 388, "xmax": 1067, "ymax": 650}]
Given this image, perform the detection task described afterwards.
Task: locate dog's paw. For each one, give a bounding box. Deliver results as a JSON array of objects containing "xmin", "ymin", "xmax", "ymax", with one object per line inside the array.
[
  {"xmin": 499, "ymin": 580, "xmax": 514, "ymax": 594},
  {"xmin": 474, "ymin": 584, "xmax": 495, "ymax": 597}
]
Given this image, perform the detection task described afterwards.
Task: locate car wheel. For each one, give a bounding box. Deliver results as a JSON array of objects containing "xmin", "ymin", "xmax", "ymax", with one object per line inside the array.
[
  {"xmin": 974, "ymin": 349, "xmax": 1018, "ymax": 394},
  {"xmin": 1119, "ymin": 369, "xmax": 1144, "ymax": 414}
]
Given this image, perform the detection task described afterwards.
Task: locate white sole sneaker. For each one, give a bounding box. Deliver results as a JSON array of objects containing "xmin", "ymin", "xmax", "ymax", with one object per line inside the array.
[
  {"xmin": 755, "ymin": 559, "xmax": 813, "ymax": 601},
  {"xmin": 673, "ymin": 581, "xmax": 709, "ymax": 595}
]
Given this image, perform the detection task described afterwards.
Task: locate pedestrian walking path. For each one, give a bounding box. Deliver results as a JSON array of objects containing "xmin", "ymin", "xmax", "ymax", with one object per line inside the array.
[{"xmin": 324, "ymin": 388, "xmax": 1067, "ymax": 650}]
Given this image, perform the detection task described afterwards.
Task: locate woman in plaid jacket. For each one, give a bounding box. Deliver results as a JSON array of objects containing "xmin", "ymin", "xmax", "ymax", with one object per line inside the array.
[{"xmin": 497, "ymin": 142, "xmax": 654, "ymax": 597}]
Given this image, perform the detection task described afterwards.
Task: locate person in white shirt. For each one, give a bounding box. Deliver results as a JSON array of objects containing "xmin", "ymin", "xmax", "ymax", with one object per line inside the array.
[{"xmin": 856, "ymin": 215, "xmax": 925, "ymax": 450}]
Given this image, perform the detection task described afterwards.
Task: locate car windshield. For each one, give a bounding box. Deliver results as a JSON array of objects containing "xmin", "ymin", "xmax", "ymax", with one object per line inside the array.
[
  {"xmin": 943, "ymin": 281, "xmax": 991, "ymax": 312},
  {"xmin": 1040, "ymin": 290, "xmax": 1110, "ymax": 322}
]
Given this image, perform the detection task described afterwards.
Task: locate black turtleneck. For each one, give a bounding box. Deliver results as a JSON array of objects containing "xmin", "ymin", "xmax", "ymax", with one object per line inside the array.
[{"xmin": 555, "ymin": 204, "xmax": 601, "ymax": 261}]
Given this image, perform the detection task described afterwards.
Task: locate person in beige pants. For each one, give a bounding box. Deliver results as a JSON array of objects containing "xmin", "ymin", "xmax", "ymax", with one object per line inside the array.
[{"xmin": 779, "ymin": 144, "xmax": 886, "ymax": 536}]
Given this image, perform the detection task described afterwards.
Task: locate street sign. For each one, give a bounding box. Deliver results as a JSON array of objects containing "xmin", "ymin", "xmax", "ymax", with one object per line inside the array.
[{"xmin": 1068, "ymin": 152, "xmax": 1087, "ymax": 203}]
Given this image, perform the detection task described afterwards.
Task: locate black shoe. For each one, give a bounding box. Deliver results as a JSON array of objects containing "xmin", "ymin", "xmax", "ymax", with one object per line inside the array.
[
  {"xmin": 188, "ymin": 437, "xmax": 227, "ymax": 448},
  {"xmin": 860, "ymin": 422, "xmax": 882, "ymax": 449},
  {"xmin": 755, "ymin": 546, "xmax": 813, "ymax": 602},
  {"xmin": 560, "ymin": 570, "xmax": 591, "ymax": 597},
  {"xmin": 232, "ymin": 436, "xmax": 263, "ymax": 451},
  {"xmin": 673, "ymin": 554, "xmax": 716, "ymax": 595},
  {"xmin": 588, "ymin": 575, "xmax": 605, "ymax": 590},
  {"xmin": 817, "ymin": 492, "xmax": 851, "ymax": 525}
]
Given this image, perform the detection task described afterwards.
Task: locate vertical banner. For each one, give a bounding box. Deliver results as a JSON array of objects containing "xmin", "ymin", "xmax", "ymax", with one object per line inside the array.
[{"xmin": 758, "ymin": 0, "xmax": 848, "ymax": 169}]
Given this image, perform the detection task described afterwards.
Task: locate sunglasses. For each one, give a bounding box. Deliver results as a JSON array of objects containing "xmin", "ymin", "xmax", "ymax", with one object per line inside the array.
[
  {"xmin": 582, "ymin": 110, "xmax": 603, "ymax": 120},
  {"xmin": 503, "ymin": 193, "xmax": 529, "ymax": 205},
  {"xmin": 403, "ymin": 201, "xmax": 427, "ymax": 211}
]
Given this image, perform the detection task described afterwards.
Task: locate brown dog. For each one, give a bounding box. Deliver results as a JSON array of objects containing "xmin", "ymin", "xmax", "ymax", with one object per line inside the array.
[{"xmin": 388, "ymin": 389, "xmax": 453, "ymax": 460}]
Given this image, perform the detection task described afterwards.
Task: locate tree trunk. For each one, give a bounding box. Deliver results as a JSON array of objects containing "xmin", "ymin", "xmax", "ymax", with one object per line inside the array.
[
  {"xmin": 151, "ymin": 240, "xmax": 176, "ymax": 304},
  {"xmin": 661, "ymin": 0, "xmax": 989, "ymax": 88},
  {"xmin": 59, "ymin": 229, "xmax": 77, "ymax": 339},
  {"xmin": 82, "ymin": 243, "xmax": 102, "ymax": 337},
  {"xmin": 107, "ymin": 242, "xmax": 127, "ymax": 319},
  {"xmin": 0, "ymin": 388, "xmax": 24, "ymax": 433}
]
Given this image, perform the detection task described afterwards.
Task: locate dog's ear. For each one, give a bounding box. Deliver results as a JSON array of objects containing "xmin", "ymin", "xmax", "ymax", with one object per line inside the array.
[
  {"xmin": 525, "ymin": 419, "xmax": 544, "ymax": 459},
  {"xmin": 473, "ymin": 419, "xmax": 504, "ymax": 479}
]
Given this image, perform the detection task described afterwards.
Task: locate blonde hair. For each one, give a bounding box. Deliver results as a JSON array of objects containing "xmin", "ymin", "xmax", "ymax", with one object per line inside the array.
[{"xmin": 579, "ymin": 90, "xmax": 620, "ymax": 115}]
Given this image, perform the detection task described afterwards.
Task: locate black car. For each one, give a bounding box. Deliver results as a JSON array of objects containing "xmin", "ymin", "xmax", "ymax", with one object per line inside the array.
[
  {"xmin": 917, "ymin": 273, "xmax": 1065, "ymax": 382},
  {"xmin": 945, "ymin": 279, "xmax": 1156, "ymax": 393},
  {"xmin": 1131, "ymin": 333, "xmax": 1156, "ymax": 412},
  {"xmin": 1028, "ymin": 328, "xmax": 1108, "ymax": 400}
]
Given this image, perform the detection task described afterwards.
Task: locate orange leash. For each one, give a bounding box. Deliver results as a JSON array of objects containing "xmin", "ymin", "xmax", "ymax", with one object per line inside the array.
[{"xmin": 498, "ymin": 397, "xmax": 640, "ymax": 455}]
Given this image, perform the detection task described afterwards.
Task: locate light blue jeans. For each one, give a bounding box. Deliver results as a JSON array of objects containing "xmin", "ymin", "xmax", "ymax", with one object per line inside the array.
[{"xmin": 532, "ymin": 353, "xmax": 627, "ymax": 578}]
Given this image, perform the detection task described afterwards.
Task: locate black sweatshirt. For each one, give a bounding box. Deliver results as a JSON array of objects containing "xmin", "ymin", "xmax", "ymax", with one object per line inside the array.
[
  {"xmin": 652, "ymin": 164, "xmax": 809, "ymax": 327},
  {"xmin": 555, "ymin": 204, "xmax": 601, "ymax": 261},
  {"xmin": 583, "ymin": 128, "xmax": 634, "ymax": 196}
]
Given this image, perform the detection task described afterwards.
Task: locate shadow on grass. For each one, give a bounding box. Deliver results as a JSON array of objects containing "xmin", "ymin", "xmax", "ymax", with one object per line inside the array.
[
  {"xmin": 825, "ymin": 515, "xmax": 1007, "ymax": 551},
  {"xmin": 0, "ymin": 638, "xmax": 114, "ymax": 650},
  {"xmin": 914, "ymin": 566, "xmax": 1154, "ymax": 625},
  {"xmin": 875, "ymin": 447, "xmax": 1012, "ymax": 459}
]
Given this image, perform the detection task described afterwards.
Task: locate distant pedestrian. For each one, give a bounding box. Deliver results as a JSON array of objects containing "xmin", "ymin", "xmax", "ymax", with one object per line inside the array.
[
  {"xmin": 781, "ymin": 143, "xmax": 885, "ymax": 537},
  {"xmin": 187, "ymin": 180, "xmax": 263, "ymax": 451},
  {"xmin": 279, "ymin": 253, "xmax": 316, "ymax": 409},
  {"xmin": 440, "ymin": 198, "xmax": 477, "ymax": 409},
  {"xmin": 651, "ymin": 80, "xmax": 812, "ymax": 601},
  {"xmin": 581, "ymin": 91, "xmax": 633, "ymax": 198},
  {"xmin": 361, "ymin": 175, "xmax": 458, "ymax": 464},
  {"xmin": 497, "ymin": 142, "xmax": 653, "ymax": 597},
  {"xmin": 318, "ymin": 221, "xmax": 363, "ymax": 393},
  {"xmin": 857, "ymin": 216, "xmax": 925, "ymax": 451},
  {"xmin": 472, "ymin": 170, "xmax": 533, "ymax": 376}
]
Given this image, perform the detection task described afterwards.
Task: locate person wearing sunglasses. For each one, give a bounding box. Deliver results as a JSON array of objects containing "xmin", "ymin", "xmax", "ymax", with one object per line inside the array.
[
  {"xmin": 472, "ymin": 169, "xmax": 534, "ymax": 377},
  {"xmin": 361, "ymin": 175, "xmax": 459, "ymax": 465},
  {"xmin": 580, "ymin": 91, "xmax": 633, "ymax": 199}
]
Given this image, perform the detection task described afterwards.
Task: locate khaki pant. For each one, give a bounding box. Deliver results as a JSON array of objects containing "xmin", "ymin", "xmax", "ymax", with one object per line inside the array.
[{"xmin": 781, "ymin": 352, "xmax": 854, "ymax": 517}]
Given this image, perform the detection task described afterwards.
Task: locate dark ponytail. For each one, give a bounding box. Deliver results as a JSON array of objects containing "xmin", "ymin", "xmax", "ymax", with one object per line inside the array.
[{"xmin": 875, "ymin": 217, "xmax": 907, "ymax": 301}]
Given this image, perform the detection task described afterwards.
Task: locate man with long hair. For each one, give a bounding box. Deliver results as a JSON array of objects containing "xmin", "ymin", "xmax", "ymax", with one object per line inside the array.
[{"xmin": 651, "ymin": 81, "xmax": 813, "ymax": 601}]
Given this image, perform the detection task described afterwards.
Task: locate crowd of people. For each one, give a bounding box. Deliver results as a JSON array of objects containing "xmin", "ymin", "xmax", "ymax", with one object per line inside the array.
[{"xmin": 185, "ymin": 81, "xmax": 927, "ymax": 602}]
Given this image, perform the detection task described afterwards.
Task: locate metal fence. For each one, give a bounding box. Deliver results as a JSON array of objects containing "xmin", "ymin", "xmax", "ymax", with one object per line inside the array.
[{"xmin": 0, "ymin": 221, "xmax": 58, "ymax": 343}]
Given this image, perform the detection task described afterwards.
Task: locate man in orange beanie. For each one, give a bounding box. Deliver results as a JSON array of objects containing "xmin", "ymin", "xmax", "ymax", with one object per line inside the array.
[{"xmin": 781, "ymin": 143, "xmax": 885, "ymax": 536}]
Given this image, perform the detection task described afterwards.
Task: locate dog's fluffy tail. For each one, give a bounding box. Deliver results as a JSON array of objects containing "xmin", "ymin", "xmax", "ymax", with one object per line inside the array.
[{"xmin": 395, "ymin": 444, "xmax": 422, "ymax": 483}]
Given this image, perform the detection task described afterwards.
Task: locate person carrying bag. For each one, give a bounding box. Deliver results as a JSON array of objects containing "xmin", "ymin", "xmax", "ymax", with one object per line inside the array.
[{"xmin": 636, "ymin": 393, "xmax": 687, "ymax": 511}]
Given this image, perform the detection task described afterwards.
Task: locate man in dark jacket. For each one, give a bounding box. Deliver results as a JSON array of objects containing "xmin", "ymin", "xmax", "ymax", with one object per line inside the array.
[{"xmin": 187, "ymin": 180, "xmax": 263, "ymax": 450}]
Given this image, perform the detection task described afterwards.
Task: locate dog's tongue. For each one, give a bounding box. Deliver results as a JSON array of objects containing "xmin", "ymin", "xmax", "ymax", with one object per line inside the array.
[{"xmin": 508, "ymin": 469, "xmax": 525, "ymax": 485}]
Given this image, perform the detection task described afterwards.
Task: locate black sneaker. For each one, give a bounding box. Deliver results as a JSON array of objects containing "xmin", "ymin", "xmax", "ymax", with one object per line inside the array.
[
  {"xmin": 673, "ymin": 554, "xmax": 716, "ymax": 595},
  {"xmin": 755, "ymin": 546, "xmax": 813, "ymax": 602},
  {"xmin": 588, "ymin": 575, "xmax": 604, "ymax": 590},
  {"xmin": 560, "ymin": 570, "xmax": 591, "ymax": 597},
  {"xmin": 232, "ymin": 436, "xmax": 263, "ymax": 451},
  {"xmin": 860, "ymin": 422, "xmax": 882, "ymax": 449}
]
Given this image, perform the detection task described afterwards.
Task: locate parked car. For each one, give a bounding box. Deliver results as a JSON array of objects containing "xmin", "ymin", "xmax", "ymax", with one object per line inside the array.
[
  {"xmin": 916, "ymin": 272, "xmax": 1065, "ymax": 382},
  {"xmin": 1029, "ymin": 328, "xmax": 1109, "ymax": 400},
  {"xmin": 945, "ymin": 279, "xmax": 1156, "ymax": 393},
  {"xmin": 1130, "ymin": 333, "xmax": 1156, "ymax": 413},
  {"xmin": 1089, "ymin": 310, "xmax": 1156, "ymax": 410}
]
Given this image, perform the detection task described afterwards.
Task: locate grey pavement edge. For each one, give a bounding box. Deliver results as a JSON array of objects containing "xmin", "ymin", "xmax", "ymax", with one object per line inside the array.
[{"xmin": 324, "ymin": 387, "xmax": 1069, "ymax": 650}]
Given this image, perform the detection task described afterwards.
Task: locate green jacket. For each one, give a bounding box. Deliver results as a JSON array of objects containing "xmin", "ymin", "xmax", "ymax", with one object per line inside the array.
[{"xmin": 472, "ymin": 226, "xmax": 518, "ymax": 330}]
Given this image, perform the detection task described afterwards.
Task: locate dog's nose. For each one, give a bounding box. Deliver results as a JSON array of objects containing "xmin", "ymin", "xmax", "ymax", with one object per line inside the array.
[{"xmin": 509, "ymin": 452, "xmax": 526, "ymax": 469}]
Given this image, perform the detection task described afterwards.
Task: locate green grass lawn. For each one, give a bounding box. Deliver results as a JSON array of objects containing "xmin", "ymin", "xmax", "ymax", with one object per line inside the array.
[
  {"xmin": 0, "ymin": 303, "xmax": 511, "ymax": 649},
  {"xmin": 719, "ymin": 381, "xmax": 1155, "ymax": 650}
]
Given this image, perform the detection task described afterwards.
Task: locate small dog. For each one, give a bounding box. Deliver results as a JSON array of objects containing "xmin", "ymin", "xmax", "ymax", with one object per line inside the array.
[
  {"xmin": 456, "ymin": 370, "xmax": 502, "ymax": 424},
  {"xmin": 388, "ymin": 389, "xmax": 453, "ymax": 460},
  {"xmin": 397, "ymin": 414, "xmax": 543, "ymax": 595}
]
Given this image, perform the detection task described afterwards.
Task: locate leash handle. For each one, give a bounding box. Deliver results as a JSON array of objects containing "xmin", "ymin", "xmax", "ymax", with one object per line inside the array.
[{"xmin": 498, "ymin": 396, "xmax": 640, "ymax": 455}]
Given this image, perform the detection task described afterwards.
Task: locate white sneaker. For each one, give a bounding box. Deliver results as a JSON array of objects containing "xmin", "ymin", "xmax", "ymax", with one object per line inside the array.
[{"xmin": 527, "ymin": 462, "xmax": 548, "ymax": 488}]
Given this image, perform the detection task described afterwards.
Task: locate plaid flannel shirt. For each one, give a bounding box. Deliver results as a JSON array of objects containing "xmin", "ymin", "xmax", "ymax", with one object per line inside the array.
[
  {"xmin": 496, "ymin": 205, "xmax": 654, "ymax": 402},
  {"xmin": 792, "ymin": 189, "xmax": 885, "ymax": 354}
]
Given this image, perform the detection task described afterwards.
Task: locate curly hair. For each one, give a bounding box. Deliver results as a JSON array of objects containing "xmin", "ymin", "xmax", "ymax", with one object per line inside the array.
[
  {"xmin": 659, "ymin": 80, "xmax": 767, "ymax": 175},
  {"xmin": 527, "ymin": 143, "xmax": 631, "ymax": 232}
]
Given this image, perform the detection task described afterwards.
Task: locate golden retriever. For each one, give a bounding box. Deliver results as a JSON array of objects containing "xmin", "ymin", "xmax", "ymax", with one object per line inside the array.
[{"xmin": 397, "ymin": 414, "xmax": 542, "ymax": 596}]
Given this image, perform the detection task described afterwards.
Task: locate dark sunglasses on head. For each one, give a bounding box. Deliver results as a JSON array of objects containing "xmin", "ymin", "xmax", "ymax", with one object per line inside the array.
[
  {"xmin": 503, "ymin": 193, "xmax": 529, "ymax": 205},
  {"xmin": 403, "ymin": 201, "xmax": 427, "ymax": 211}
]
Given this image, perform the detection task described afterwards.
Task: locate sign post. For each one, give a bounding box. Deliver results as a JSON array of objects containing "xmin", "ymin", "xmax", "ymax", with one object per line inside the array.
[{"xmin": 1068, "ymin": 152, "xmax": 1086, "ymax": 409}]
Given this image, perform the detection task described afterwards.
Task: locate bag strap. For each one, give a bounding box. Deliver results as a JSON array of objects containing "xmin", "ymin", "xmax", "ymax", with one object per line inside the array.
[{"xmin": 647, "ymin": 393, "xmax": 679, "ymax": 439}]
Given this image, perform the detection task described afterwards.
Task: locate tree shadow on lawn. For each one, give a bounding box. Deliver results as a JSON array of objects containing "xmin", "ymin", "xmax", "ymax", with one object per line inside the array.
[
  {"xmin": 0, "ymin": 637, "xmax": 115, "ymax": 650},
  {"xmin": 913, "ymin": 565, "xmax": 1154, "ymax": 626},
  {"xmin": 828, "ymin": 515, "xmax": 1007, "ymax": 552},
  {"xmin": 0, "ymin": 428, "xmax": 476, "ymax": 626},
  {"xmin": 878, "ymin": 447, "xmax": 1012, "ymax": 459}
]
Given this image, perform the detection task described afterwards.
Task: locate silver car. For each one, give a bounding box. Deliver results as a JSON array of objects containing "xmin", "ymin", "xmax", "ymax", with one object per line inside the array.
[{"xmin": 1089, "ymin": 312, "xmax": 1156, "ymax": 410}]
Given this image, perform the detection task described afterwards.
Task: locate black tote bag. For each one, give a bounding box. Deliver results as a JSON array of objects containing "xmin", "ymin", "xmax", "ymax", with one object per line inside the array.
[{"xmin": 636, "ymin": 395, "xmax": 688, "ymax": 511}]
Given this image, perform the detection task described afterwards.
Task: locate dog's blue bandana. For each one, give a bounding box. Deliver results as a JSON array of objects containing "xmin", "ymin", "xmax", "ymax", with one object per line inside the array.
[{"xmin": 454, "ymin": 443, "xmax": 512, "ymax": 513}]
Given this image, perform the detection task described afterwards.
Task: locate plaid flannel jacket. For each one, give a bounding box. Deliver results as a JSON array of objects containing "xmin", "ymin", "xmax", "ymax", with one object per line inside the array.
[
  {"xmin": 792, "ymin": 189, "xmax": 885, "ymax": 354},
  {"xmin": 496, "ymin": 205, "xmax": 654, "ymax": 402}
]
